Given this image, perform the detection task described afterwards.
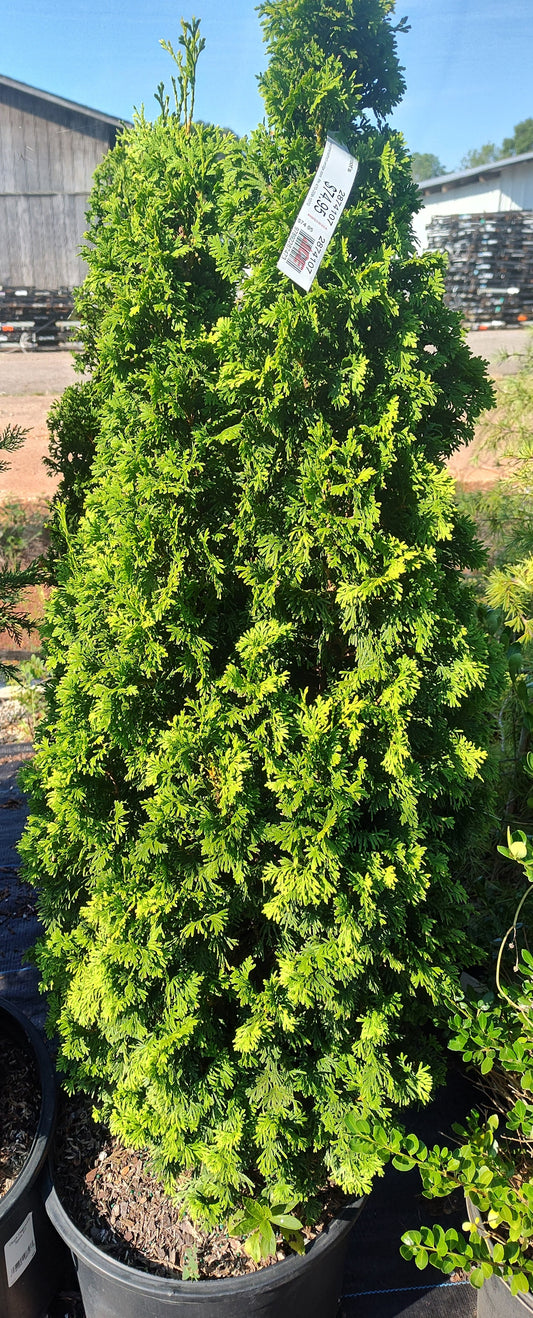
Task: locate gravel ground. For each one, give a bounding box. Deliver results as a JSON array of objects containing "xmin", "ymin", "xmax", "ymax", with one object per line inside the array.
[
  {"xmin": 466, "ymin": 327, "xmax": 531, "ymax": 375},
  {"xmin": 0, "ymin": 349, "xmax": 81, "ymax": 396}
]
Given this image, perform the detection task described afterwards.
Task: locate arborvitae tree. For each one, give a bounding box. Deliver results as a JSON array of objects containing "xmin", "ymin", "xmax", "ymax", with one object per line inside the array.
[{"xmin": 22, "ymin": 0, "xmax": 502, "ymax": 1226}]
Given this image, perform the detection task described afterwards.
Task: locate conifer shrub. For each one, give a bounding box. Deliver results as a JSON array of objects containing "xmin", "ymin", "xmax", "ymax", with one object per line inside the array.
[
  {"xmin": 45, "ymin": 381, "xmax": 100, "ymax": 545},
  {"xmin": 22, "ymin": 0, "xmax": 503, "ymax": 1228}
]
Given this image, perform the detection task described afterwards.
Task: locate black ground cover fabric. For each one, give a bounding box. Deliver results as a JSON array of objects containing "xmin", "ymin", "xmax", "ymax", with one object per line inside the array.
[
  {"xmin": 0, "ymin": 742, "xmax": 45, "ymax": 1030},
  {"xmin": 0, "ymin": 742, "xmax": 476, "ymax": 1316},
  {"xmin": 341, "ymin": 1066, "xmax": 477, "ymax": 1315}
]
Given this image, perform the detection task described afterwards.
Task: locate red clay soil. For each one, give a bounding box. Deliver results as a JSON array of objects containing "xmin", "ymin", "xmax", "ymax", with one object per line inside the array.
[
  {"xmin": 447, "ymin": 430, "xmax": 509, "ymax": 489},
  {"xmin": 0, "ymin": 350, "xmax": 80, "ymax": 502},
  {"xmin": 0, "ymin": 395, "xmax": 60, "ymax": 502}
]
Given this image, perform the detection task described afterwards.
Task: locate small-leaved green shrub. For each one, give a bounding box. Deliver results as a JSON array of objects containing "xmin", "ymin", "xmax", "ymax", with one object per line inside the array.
[
  {"xmin": 347, "ymin": 804, "xmax": 533, "ymax": 1294},
  {"xmin": 0, "ymin": 426, "xmax": 44, "ymax": 680},
  {"xmin": 229, "ymin": 1198, "xmax": 305, "ymax": 1262},
  {"xmin": 22, "ymin": 0, "xmax": 503, "ymax": 1233}
]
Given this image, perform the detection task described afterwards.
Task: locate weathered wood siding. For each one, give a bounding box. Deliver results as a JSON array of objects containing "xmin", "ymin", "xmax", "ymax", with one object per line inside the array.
[
  {"xmin": 0, "ymin": 79, "xmax": 120, "ymax": 289},
  {"xmin": 0, "ymin": 193, "xmax": 91, "ymax": 287}
]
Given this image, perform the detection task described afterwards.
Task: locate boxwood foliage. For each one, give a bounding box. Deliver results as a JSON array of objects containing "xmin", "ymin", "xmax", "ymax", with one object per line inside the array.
[{"xmin": 22, "ymin": 0, "xmax": 501, "ymax": 1224}]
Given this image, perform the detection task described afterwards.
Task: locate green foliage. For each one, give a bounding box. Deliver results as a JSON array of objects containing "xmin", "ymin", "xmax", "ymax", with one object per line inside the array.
[
  {"xmin": 229, "ymin": 1197, "xmax": 304, "ymax": 1261},
  {"xmin": 502, "ymin": 118, "xmax": 533, "ymax": 159},
  {"xmin": 15, "ymin": 655, "xmax": 49, "ymax": 740},
  {"xmin": 460, "ymin": 143, "xmax": 500, "ymax": 170},
  {"xmin": 459, "ymin": 118, "xmax": 533, "ymax": 173},
  {"xmin": 21, "ymin": 0, "xmax": 503, "ymax": 1230},
  {"xmin": 158, "ymin": 17, "xmax": 206, "ymax": 129},
  {"xmin": 410, "ymin": 152, "xmax": 446, "ymax": 183},
  {"xmin": 480, "ymin": 344, "xmax": 533, "ymax": 645},
  {"xmin": 348, "ymin": 1101, "xmax": 533, "ymax": 1293},
  {"xmin": 455, "ymin": 345, "xmax": 533, "ymax": 815},
  {"xmin": 347, "ymin": 796, "xmax": 533, "ymax": 1293},
  {"xmin": 257, "ymin": 0, "xmax": 410, "ymax": 144},
  {"xmin": 0, "ymin": 500, "xmax": 34, "ymax": 573},
  {"xmin": 181, "ymin": 1245, "xmax": 200, "ymax": 1279},
  {"xmin": 0, "ymin": 426, "xmax": 44, "ymax": 680},
  {"xmin": 45, "ymin": 381, "xmax": 100, "ymax": 548}
]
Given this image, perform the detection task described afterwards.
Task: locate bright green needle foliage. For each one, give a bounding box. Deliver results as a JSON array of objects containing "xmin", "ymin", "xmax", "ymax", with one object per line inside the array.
[{"xmin": 22, "ymin": 1, "xmax": 502, "ymax": 1228}]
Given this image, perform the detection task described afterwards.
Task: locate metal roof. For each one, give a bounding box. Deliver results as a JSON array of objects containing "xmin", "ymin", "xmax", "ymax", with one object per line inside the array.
[
  {"xmin": 419, "ymin": 150, "xmax": 533, "ymax": 194},
  {"xmin": 0, "ymin": 73, "xmax": 130, "ymax": 130}
]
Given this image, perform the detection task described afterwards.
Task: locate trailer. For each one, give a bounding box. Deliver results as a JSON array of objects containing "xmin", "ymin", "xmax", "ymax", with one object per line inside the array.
[{"xmin": 0, "ymin": 286, "xmax": 80, "ymax": 350}]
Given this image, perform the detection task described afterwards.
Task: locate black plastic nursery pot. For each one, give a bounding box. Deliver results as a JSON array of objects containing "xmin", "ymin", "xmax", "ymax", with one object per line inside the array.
[
  {"xmin": 45, "ymin": 1171, "xmax": 364, "ymax": 1318},
  {"xmin": 477, "ymin": 1274, "xmax": 533, "ymax": 1317},
  {"xmin": 0, "ymin": 997, "xmax": 71, "ymax": 1318},
  {"xmin": 466, "ymin": 1198, "xmax": 533, "ymax": 1317}
]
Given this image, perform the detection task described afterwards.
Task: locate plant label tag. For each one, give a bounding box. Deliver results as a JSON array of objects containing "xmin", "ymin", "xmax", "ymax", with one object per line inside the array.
[
  {"xmin": 277, "ymin": 136, "xmax": 358, "ymax": 292},
  {"xmin": 4, "ymin": 1212, "xmax": 36, "ymax": 1287}
]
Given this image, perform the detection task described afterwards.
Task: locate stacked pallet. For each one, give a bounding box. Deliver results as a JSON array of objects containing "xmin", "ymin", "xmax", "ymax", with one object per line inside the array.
[
  {"xmin": 426, "ymin": 211, "xmax": 533, "ymax": 328},
  {"xmin": 0, "ymin": 286, "xmax": 77, "ymax": 348}
]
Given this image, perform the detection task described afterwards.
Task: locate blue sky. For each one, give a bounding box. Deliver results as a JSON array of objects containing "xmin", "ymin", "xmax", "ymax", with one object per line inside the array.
[{"xmin": 1, "ymin": 0, "xmax": 532, "ymax": 171}]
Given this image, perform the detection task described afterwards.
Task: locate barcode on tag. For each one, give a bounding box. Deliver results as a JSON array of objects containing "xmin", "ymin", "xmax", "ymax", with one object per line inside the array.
[
  {"xmin": 4, "ymin": 1212, "xmax": 36, "ymax": 1287},
  {"xmin": 285, "ymin": 229, "xmax": 316, "ymax": 274},
  {"xmin": 277, "ymin": 136, "xmax": 358, "ymax": 292}
]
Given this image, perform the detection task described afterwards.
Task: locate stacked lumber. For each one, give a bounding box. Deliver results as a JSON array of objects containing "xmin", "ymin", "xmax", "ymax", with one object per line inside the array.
[
  {"xmin": 426, "ymin": 211, "xmax": 533, "ymax": 328},
  {"xmin": 0, "ymin": 286, "xmax": 77, "ymax": 348}
]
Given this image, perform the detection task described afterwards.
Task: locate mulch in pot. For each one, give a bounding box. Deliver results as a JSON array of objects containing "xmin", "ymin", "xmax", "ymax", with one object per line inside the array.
[
  {"xmin": 0, "ymin": 1029, "xmax": 41, "ymax": 1198},
  {"xmin": 53, "ymin": 1091, "xmax": 346, "ymax": 1282}
]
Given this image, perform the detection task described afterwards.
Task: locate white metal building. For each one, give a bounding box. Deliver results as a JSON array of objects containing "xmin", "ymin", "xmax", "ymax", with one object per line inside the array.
[{"xmin": 413, "ymin": 151, "xmax": 533, "ymax": 251}]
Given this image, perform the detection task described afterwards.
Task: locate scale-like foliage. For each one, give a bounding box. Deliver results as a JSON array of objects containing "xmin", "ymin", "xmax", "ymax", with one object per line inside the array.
[{"xmin": 22, "ymin": 0, "xmax": 502, "ymax": 1224}]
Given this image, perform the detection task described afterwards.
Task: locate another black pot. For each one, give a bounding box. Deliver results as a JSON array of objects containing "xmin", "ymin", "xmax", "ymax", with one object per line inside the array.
[
  {"xmin": 477, "ymin": 1273, "xmax": 533, "ymax": 1317},
  {"xmin": 0, "ymin": 998, "xmax": 70, "ymax": 1318},
  {"xmin": 45, "ymin": 1172, "xmax": 364, "ymax": 1318},
  {"xmin": 466, "ymin": 1197, "xmax": 533, "ymax": 1316}
]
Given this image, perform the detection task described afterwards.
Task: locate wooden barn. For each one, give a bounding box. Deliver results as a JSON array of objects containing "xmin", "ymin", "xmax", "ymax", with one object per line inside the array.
[{"xmin": 0, "ymin": 74, "xmax": 126, "ymax": 339}]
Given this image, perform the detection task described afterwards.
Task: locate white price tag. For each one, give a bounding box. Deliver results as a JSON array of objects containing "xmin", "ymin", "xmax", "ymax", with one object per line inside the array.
[
  {"xmin": 4, "ymin": 1211, "xmax": 36, "ymax": 1287},
  {"xmin": 277, "ymin": 136, "xmax": 358, "ymax": 292}
]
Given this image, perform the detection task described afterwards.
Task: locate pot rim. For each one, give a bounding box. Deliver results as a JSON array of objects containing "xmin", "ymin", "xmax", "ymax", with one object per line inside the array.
[
  {"xmin": 0, "ymin": 997, "xmax": 57, "ymax": 1222},
  {"xmin": 44, "ymin": 1171, "xmax": 364, "ymax": 1298}
]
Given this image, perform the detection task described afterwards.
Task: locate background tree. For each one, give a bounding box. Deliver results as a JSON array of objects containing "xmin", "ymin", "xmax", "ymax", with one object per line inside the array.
[
  {"xmin": 460, "ymin": 142, "xmax": 500, "ymax": 169},
  {"xmin": 410, "ymin": 151, "xmax": 446, "ymax": 181},
  {"xmin": 21, "ymin": 0, "xmax": 502, "ymax": 1226},
  {"xmin": 459, "ymin": 117, "xmax": 533, "ymax": 171},
  {"xmin": 501, "ymin": 116, "xmax": 533, "ymax": 157}
]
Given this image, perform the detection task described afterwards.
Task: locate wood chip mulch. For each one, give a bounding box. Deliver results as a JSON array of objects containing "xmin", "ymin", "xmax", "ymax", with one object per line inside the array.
[
  {"xmin": 53, "ymin": 1091, "xmax": 345, "ymax": 1282},
  {"xmin": 0, "ymin": 1032, "xmax": 41, "ymax": 1198}
]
